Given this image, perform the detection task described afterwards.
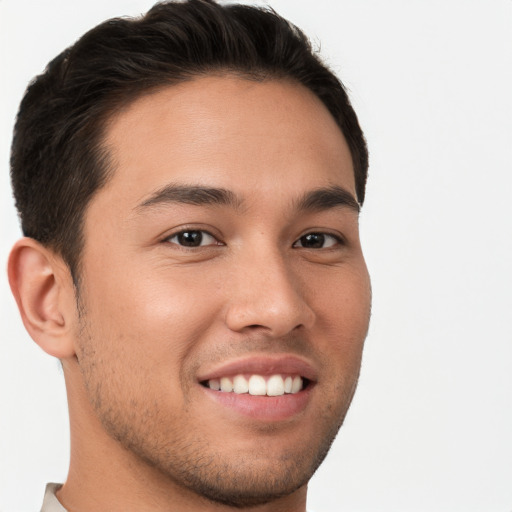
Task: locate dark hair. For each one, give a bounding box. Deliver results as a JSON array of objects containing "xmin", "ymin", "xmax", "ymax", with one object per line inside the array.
[{"xmin": 10, "ymin": 0, "xmax": 368, "ymax": 281}]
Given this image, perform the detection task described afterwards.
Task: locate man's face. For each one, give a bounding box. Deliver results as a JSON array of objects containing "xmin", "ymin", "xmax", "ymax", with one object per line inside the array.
[{"xmin": 75, "ymin": 76, "xmax": 371, "ymax": 506}]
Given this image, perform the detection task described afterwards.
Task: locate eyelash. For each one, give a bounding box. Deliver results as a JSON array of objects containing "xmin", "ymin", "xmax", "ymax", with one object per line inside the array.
[
  {"xmin": 164, "ymin": 229, "xmax": 344, "ymax": 250},
  {"xmin": 292, "ymin": 232, "xmax": 344, "ymax": 249},
  {"xmin": 165, "ymin": 229, "xmax": 223, "ymax": 248}
]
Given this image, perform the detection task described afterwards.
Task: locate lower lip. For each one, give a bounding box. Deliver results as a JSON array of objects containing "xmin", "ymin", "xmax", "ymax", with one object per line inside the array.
[{"xmin": 200, "ymin": 385, "xmax": 313, "ymax": 422}]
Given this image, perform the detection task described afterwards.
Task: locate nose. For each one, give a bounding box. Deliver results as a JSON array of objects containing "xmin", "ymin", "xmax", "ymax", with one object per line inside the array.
[{"xmin": 224, "ymin": 249, "xmax": 316, "ymax": 337}]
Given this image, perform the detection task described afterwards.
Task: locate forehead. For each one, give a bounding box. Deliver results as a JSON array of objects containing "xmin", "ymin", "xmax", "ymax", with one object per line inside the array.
[{"xmin": 99, "ymin": 75, "xmax": 355, "ymax": 208}]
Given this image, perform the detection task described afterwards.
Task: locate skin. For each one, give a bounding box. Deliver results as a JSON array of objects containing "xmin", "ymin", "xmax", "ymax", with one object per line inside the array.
[{"xmin": 9, "ymin": 76, "xmax": 371, "ymax": 512}]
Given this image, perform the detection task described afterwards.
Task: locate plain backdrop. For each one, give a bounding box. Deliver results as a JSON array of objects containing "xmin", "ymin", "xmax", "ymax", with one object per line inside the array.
[{"xmin": 1, "ymin": 1, "xmax": 511, "ymax": 511}]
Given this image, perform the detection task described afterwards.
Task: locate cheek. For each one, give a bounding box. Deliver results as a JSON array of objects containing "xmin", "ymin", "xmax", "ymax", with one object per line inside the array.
[
  {"xmin": 75, "ymin": 270, "xmax": 222, "ymax": 424},
  {"xmin": 313, "ymin": 260, "xmax": 370, "ymax": 325},
  {"xmin": 78, "ymin": 259, "xmax": 223, "ymax": 370},
  {"xmin": 309, "ymin": 262, "xmax": 371, "ymax": 361}
]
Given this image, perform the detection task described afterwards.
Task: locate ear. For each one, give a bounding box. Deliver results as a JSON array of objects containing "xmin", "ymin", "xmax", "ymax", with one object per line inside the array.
[{"xmin": 8, "ymin": 237, "xmax": 77, "ymax": 359}]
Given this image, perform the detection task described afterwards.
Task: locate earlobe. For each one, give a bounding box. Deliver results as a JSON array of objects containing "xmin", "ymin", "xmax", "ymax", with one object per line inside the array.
[{"xmin": 8, "ymin": 238, "xmax": 77, "ymax": 359}]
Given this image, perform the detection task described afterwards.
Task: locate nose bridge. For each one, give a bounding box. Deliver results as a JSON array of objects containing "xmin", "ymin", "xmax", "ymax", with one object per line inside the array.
[{"xmin": 224, "ymin": 242, "xmax": 315, "ymax": 336}]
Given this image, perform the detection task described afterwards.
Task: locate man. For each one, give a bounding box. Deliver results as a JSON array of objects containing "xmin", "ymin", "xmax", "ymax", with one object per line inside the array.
[{"xmin": 7, "ymin": 0, "xmax": 370, "ymax": 510}]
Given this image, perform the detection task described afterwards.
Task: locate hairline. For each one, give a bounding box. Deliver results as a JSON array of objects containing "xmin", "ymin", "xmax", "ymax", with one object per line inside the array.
[{"xmin": 71, "ymin": 70, "xmax": 361, "ymax": 288}]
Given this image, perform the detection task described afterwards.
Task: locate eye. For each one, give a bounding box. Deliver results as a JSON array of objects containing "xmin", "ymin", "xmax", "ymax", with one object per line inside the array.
[
  {"xmin": 293, "ymin": 232, "xmax": 341, "ymax": 249},
  {"xmin": 166, "ymin": 230, "xmax": 220, "ymax": 248}
]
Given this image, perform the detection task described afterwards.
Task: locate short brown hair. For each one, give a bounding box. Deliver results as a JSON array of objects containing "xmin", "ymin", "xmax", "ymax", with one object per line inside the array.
[{"xmin": 11, "ymin": 0, "xmax": 368, "ymax": 281}]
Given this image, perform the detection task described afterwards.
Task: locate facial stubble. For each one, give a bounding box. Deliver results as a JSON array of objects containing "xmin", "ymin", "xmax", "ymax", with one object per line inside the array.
[{"xmin": 74, "ymin": 306, "xmax": 360, "ymax": 509}]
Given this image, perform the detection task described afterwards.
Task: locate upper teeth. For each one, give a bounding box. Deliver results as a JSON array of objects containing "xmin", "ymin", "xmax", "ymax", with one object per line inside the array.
[{"xmin": 207, "ymin": 375, "xmax": 303, "ymax": 396}]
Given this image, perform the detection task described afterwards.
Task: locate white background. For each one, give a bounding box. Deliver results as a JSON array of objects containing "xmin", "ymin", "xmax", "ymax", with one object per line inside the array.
[{"xmin": 1, "ymin": 1, "xmax": 511, "ymax": 511}]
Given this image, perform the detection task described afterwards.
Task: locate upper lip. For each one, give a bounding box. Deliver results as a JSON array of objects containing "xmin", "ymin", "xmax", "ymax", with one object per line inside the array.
[{"xmin": 196, "ymin": 354, "xmax": 318, "ymax": 383}]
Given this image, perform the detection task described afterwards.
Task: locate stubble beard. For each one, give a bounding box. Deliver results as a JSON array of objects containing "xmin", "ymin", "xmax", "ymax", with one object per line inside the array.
[
  {"xmin": 93, "ymin": 396, "xmax": 349, "ymax": 508},
  {"xmin": 75, "ymin": 311, "xmax": 358, "ymax": 508}
]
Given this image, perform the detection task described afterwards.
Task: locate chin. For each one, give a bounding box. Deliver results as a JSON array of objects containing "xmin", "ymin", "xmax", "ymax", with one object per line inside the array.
[
  {"xmin": 159, "ymin": 452, "xmax": 315, "ymax": 508},
  {"xmin": 135, "ymin": 418, "xmax": 343, "ymax": 509}
]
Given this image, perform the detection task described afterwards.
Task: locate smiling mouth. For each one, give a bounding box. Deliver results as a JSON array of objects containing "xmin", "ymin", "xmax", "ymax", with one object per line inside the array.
[{"xmin": 200, "ymin": 374, "xmax": 310, "ymax": 397}]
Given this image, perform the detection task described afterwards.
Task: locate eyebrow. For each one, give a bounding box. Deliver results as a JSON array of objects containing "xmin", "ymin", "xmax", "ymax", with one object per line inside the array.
[
  {"xmin": 295, "ymin": 186, "xmax": 360, "ymax": 214},
  {"xmin": 135, "ymin": 183, "xmax": 359, "ymax": 215},
  {"xmin": 135, "ymin": 184, "xmax": 243, "ymax": 211}
]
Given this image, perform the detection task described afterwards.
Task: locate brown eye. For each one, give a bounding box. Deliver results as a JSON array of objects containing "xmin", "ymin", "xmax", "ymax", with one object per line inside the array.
[
  {"xmin": 168, "ymin": 230, "xmax": 218, "ymax": 247},
  {"xmin": 294, "ymin": 233, "xmax": 340, "ymax": 249}
]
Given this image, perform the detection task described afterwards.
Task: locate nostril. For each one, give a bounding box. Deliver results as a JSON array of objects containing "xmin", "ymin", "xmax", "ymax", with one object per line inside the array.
[{"xmin": 224, "ymin": 282, "xmax": 315, "ymax": 337}]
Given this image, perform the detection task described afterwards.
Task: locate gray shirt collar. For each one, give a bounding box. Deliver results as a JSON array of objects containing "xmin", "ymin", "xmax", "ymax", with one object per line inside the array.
[{"xmin": 40, "ymin": 483, "xmax": 67, "ymax": 512}]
